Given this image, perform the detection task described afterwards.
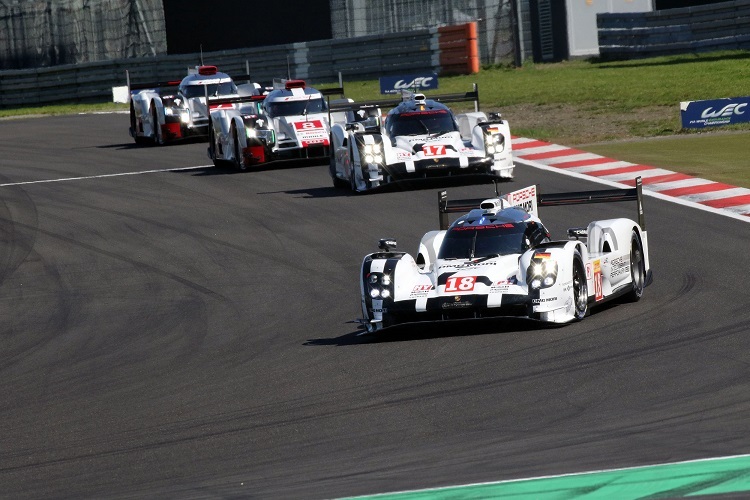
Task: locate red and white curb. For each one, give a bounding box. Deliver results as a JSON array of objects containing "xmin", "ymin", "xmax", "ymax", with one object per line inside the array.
[{"xmin": 512, "ymin": 137, "xmax": 750, "ymax": 221}]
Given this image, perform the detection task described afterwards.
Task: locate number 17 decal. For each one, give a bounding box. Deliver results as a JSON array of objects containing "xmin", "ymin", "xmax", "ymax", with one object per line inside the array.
[
  {"xmin": 445, "ymin": 276, "xmax": 476, "ymax": 292},
  {"xmin": 422, "ymin": 144, "xmax": 446, "ymax": 157}
]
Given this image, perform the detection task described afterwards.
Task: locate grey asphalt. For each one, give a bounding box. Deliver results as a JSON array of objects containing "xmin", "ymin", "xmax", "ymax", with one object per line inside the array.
[{"xmin": 1, "ymin": 114, "xmax": 749, "ymax": 499}]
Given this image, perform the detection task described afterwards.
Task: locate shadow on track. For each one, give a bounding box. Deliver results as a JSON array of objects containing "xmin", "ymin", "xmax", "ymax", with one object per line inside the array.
[
  {"xmin": 275, "ymin": 174, "xmax": 509, "ymax": 199},
  {"xmin": 305, "ymin": 317, "xmax": 563, "ymax": 346}
]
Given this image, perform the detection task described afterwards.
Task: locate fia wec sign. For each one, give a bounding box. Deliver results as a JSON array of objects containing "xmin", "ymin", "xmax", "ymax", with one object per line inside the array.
[
  {"xmin": 379, "ymin": 73, "xmax": 438, "ymax": 94},
  {"xmin": 680, "ymin": 96, "xmax": 750, "ymax": 128}
]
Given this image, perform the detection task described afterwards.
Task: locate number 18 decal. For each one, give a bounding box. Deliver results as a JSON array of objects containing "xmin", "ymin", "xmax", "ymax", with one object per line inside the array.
[{"xmin": 445, "ymin": 276, "xmax": 476, "ymax": 292}]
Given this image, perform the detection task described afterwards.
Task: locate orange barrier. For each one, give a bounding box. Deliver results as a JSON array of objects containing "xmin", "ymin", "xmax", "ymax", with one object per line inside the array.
[{"xmin": 438, "ymin": 22, "xmax": 479, "ymax": 76}]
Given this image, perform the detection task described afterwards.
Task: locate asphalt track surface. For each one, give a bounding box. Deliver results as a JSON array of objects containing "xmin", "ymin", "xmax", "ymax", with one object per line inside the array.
[{"xmin": 1, "ymin": 114, "xmax": 750, "ymax": 499}]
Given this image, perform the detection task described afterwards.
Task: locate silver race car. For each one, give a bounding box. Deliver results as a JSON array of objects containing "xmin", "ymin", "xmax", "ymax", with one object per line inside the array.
[
  {"xmin": 206, "ymin": 79, "xmax": 345, "ymax": 169},
  {"xmin": 329, "ymin": 85, "xmax": 514, "ymax": 192},
  {"xmin": 358, "ymin": 179, "xmax": 652, "ymax": 333},
  {"xmin": 128, "ymin": 65, "xmax": 244, "ymax": 145}
]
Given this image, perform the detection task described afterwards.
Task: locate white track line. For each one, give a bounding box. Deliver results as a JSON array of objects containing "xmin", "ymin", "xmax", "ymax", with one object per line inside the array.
[{"xmin": 0, "ymin": 165, "xmax": 212, "ymax": 187}]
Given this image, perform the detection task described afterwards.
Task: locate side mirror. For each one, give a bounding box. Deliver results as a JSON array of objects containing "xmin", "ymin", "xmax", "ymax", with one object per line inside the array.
[
  {"xmin": 378, "ymin": 238, "xmax": 397, "ymax": 251},
  {"xmin": 488, "ymin": 112, "xmax": 502, "ymax": 121}
]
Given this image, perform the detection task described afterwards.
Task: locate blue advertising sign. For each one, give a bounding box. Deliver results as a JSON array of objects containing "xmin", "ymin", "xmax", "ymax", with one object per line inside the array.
[
  {"xmin": 680, "ymin": 96, "xmax": 750, "ymax": 128},
  {"xmin": 379, "ymin": 73, "xmax": 438, "ymax": 94}
]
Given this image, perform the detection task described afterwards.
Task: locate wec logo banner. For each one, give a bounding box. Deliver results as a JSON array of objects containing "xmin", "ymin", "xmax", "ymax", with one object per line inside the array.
[
  {"xmin": 379, "ymin": 73, "xmax": 438, "ymax": 94},
  {"xmin": 680, "ymin": 96, "xmax": 750, "ymax": 128}
]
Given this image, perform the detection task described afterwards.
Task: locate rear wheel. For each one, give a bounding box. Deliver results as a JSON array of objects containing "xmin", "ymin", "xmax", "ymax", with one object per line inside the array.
[
  {"xmin": 572, "ymin": 252, "xmax": 588, "ymax": 320},
  {"xmin": 233, "ymin": 126, "xmax": 247, "ymax": 171},
  {"xmin": 625, "ymin": 230, "xmax": 646, "ymax": 302}
]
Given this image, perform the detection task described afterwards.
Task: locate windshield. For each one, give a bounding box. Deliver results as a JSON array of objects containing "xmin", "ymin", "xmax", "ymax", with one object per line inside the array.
[
  {"xmin": 388, "ymin": 109, "xmax": 457, "ymax": 136},
  {"xmin": 181, "ymin": 81, "xmax": 238, "ymax": 99},
  {"xmin": 438, "ymin": 223, "xmax": 528, "ymax": 260},
  {"xmin": 265, "ymin": 98, "xmax": 327, "ymax": 117}
]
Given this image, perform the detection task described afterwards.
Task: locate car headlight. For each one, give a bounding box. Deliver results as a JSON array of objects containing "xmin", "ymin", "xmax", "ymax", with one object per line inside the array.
[
  {"xmin": 246, "ymin": 127, "xmax": 257, "ymax": 138},
  {"xmin": 363, "ymin": 143, "xmax": 381, "ymax": 154},
  {"xmin": 527, "ymin": 255, "xmax": 558, "ymax": 290},
  {"xmin": 364, "ymin": 154, "xmax": 374, "ymax": 164},
  {"xmin": 486, "ymin": 133, "xmax": 503, "ymax": 154}
]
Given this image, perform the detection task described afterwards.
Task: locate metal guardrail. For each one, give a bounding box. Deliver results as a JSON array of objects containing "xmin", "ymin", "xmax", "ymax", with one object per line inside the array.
[
  {"xmin": 597, "ymin": 0, "xmax": 750, "ymax": 60},
  {"xmin": 0, "ymin": 29, "xmax": 439, "ymax": 109}
]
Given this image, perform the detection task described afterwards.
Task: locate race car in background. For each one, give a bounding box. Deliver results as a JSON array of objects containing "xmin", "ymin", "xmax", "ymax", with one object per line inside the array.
[
  {"xmin": 328, "ymin": 85, "xmax": 514, "ymax": 192},
  {"xmin": 206, "ymin": 79, "xmax": 345, "ymax": 170},
  {"xmin": 128, "ymin": 65, "xmax": 250, "ymax": 145},
  {"xmin": 357, "ymin": 179, "xmax": 652, "ymax": 334}
]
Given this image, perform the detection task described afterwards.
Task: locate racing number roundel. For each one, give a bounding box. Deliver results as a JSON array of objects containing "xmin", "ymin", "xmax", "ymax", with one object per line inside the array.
[
  {"xmin": 445, "ymin": 276, "xmax": 476, "ymax": 292},
  {"xmin": 422, "ymin": 144, "xmax": 446, "ymax": 157}
]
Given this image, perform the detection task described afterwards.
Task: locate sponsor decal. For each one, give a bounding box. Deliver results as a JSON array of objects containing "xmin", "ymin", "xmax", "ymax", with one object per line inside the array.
[
  {"xmin": 680, "ymin": 96, "xmax": 750, "ymax": 128},
  {"xmin": 409, "ymin": 284, "xmax": 433, "ymax": 298},
  {"xmin": 396, "ymin": 151, "xmax": 412, "ymax": 160},
  {"xmin": 451, "ymin": 223, "xmax": 514, "ymax": 232},
  {"xmin": 444, "ymin": 276, "xmax": 476, "ymax": 292},
  {"xmin": 379, "ymin": 73, "xmax": 439, "ymax": 94},
  {"xmin": 593, "ymin": 259, "xmax": 603, "ymax": 301},
  {"xmin": 532, "ymin": 297, "xmax": 558, "ymax": 304},
  {"xmin": 610, "ymin": 255, "xmax": 630, "ymax": 278},
  {"xmin": 442, "ymin": 295, "xmax": 473, "ymax": 309},
  {"xmin": 490, "ymin": 277, "xmax": 518, "ymax": 293},
  {"xmin": 506, "ymin": 185, "xmax": 537, "ymax": 214}
]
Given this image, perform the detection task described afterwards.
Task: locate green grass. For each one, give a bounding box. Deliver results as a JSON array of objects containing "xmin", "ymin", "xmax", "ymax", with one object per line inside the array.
[{"xmin": 341, "ymin": 50, "xmax": 750, "ymax": 109}]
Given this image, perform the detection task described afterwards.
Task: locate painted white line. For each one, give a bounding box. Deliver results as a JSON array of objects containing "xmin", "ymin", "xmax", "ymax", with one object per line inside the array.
[
  {"xmin": 516, "ymin": 156, "xmax": 750, "ymax": 224},
  {"xmin": 0, "ymin": 165, "xmax": 213, "ymax": 188},
  {"xmin": 513, "ymin": 144, "xmax": 570, "ymax": 156},
  {"xmin": 680, "ymin": 187, "xmax": 750, "ymax": 203},
  {"xmin": 599, "ymin": 168, "xmax": 676, "ymax": 182},
  {"xmin": 648, "ymin": 177, "xmax": 717, "ymax": 191},
  {"xmin": 542, "ymin": 153, "xmax": 606, "ymax": 165},
  {"xmin": 563, "ymin": 161, "xmax": 635, "ymax": 173}
]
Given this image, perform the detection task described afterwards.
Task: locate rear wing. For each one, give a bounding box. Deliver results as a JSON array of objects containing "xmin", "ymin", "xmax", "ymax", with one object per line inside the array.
[
  {"xmin": 127, "ymin": 69, "xmax": 258, "ymax": 94},
  {"xmin": 438, "ymin": 177, "xmax": 646, "ymax": 231},
  {"xmin": 207, "ymin": 94, "xmax": 265, "ymax": 110},
  {"xmin": 328, "ymin": 83, "xmax": 480, "ymax": 114}
]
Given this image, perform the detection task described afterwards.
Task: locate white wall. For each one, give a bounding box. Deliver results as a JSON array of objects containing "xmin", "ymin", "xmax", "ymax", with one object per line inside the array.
[{"xmin": 566, "ymin": 0, "xmax": 654, "ymax": 57}]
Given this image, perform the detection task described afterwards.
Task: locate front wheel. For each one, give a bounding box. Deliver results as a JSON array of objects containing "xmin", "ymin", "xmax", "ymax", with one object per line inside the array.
[
  {"xmin": 572, "ymin": 252, "xmax": 588, "ymax": 320},
  {"xmin": 625, "ymin": 230, "xmax": 646, "ymax": 302},
  {"xmin": 151, "ymin": 105, "xmax": 164, "ymax": 145},
  {"xmin": 233, "ymin": 126, "xmax": 247, "ymax": 171}
]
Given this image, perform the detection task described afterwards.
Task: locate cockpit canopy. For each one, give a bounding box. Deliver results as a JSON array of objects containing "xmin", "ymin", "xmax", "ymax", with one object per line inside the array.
[
  {"xmin": 438, "ymin": 211, "xmax": 550, "ymax": 260},
  {"xmin": 264, "ymin": 97, "xmax": 328, "ymax": 117},
  {"xmin": 386, "ymin": 108, "xmax": 458, "ymax": 137},
  {"xmin": 181, "ymin": 81, "xmax": 238, "ymax": 99}
]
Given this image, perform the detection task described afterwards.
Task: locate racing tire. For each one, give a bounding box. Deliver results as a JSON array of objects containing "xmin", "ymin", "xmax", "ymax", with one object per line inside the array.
[
  {"xmin": 330, "ymin": 155, "xmax": 347, "ymax": 189},
  {"xmin": 625, "ymin": 230, "xmax": 646, "ymax": 302},
  {"xmin": 233, "ymin": 126, "xmax": 247, "ymax": 172},
  {"xmin": 350, "ymin": 165, "xmax": 360, "ymax": 193},
  {"xmin": 572, "ymin": 251, "xmax": 588, "ymax": 321},
  {"xmin": 151, "ymin": 105, "xmax": 164, "ymax": 146},
  {"xmin": 208, "ymin": 123, "xmax": 219, "ymax": 167}
]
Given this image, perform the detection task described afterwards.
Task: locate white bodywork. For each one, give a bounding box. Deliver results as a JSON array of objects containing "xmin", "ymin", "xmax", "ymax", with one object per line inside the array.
[
  {"xmin": 329, "ymin": 92, "xmax": 514, "ymax": 192},
  {"xmin": 358, "ymin": 184, "xmax": 651, "ymax": 333},
  {"xmin": 129, "ymin": 66, "xmax": 239, "ymax": 145},
  {"xmin": 207, "ymin": 80, "xmax": 346, "ymax": 168}
]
